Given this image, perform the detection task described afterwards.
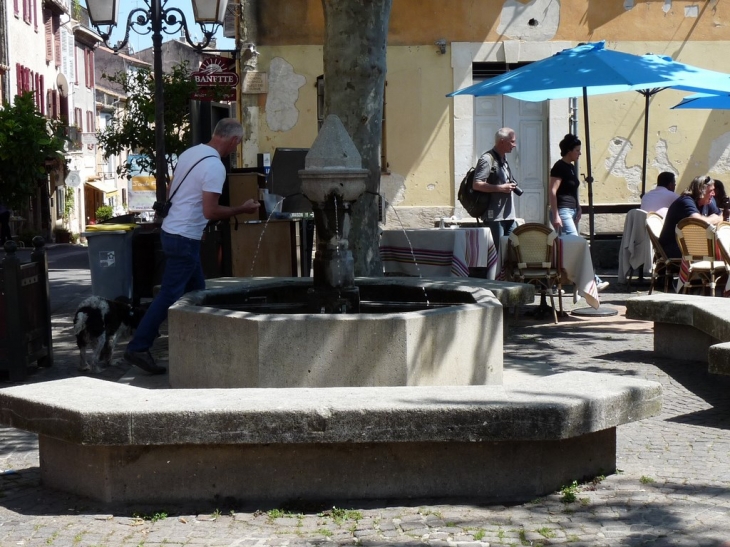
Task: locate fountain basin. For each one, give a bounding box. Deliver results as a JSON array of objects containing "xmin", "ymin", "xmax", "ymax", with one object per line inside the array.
[{"xmin": 167, "ymin": 277, "xmax": 522, "ymax": 389}]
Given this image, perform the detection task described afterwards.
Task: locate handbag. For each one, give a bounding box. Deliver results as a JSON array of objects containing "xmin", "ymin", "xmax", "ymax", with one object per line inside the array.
[{"xmin": 153, "ymin": 155, "xmax": 217, "ymax": 218}]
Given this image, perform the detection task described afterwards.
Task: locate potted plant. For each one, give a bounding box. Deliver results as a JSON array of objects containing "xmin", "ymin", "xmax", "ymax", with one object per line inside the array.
[
  {"xmin": 53, "ymin": 226, "xmax": 71, "ymax": 244},
  {"xmin": 95, "ymin": 205, "xmax": 114, "ymax": 223}
]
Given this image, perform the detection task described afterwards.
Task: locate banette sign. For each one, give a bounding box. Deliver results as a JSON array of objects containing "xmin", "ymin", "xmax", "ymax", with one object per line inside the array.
[{"xmin": 192, "ymin": 56, "xmax": 239, "ymax": 101}]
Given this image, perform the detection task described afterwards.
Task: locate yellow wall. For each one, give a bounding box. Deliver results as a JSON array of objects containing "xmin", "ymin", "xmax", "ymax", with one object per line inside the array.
[
  {"xmin": 258, "ymin": 1, "xmax": 730, "ymax": 45},
  {"xmin": 252, "ymin": 1, "xmax": 730, "ymax": 225}
]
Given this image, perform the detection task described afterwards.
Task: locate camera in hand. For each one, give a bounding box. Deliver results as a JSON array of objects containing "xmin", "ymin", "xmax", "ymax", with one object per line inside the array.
[{"xmin": 512, "ymin": 185, "xmax": 524, "ymax": 196}]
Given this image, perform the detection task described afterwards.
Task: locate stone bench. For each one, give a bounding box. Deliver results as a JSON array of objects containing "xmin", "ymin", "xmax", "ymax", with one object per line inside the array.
[
  {"xmin": 0, "ymin": 372, "xmax": 661, "ymax": 505},
  {"xmin": 625, "ymin": 293, "xmax": 730, "ymax": 375}
]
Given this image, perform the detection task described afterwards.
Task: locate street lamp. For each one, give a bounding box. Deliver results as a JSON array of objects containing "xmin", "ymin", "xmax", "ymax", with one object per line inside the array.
[{"xmin": 86, "ymin": 0, "xmax": 229, "ymax": 208}]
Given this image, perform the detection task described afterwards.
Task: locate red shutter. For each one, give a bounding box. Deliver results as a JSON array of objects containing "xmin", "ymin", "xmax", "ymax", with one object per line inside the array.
[
  {"xmin": 32, "ymin": 0, "xmax": 37, "ymax": 30},
  {"xmin": 13, "ymin": 0, "xmax": 18, "ymax": 16},
  {"xmin": 89, "ymin": 50, "xmax": 94, "ymax": 88},
  {"xmin": 44, "ymin": 10, "xmax": 52, "ymax": 62},
  {"xmin": 15, "ymin": 64, "xmax": 21, "ymax": 95},
  {"xmin": 87, "ymin": 110, "xmax": 94, "ymax": 132},
  {"xmin": 84, "ymin": 48, "xmax": 89, "ymax": 87},
  {"xmin": 53, "ymin": 13, "xmax": 61, "ymax": 68},
  {"xmin": 34, "ymin": 73, "xmax": 40, "ymax": 109},
  {"xmin": 39, "ymin": 75, "xmax": 45, "ymax": 114}
]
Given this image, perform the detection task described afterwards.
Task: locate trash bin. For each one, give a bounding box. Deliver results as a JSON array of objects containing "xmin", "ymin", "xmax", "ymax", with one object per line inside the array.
[{"xmin": 82, "ymin": 223, "xmax": 138, "ymax": 301}]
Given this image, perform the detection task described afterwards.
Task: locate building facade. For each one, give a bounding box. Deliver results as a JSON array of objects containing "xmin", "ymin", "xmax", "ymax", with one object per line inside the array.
[{"xmin": 243, "ymin": 0, "xmax": 730, "ymax": 233}]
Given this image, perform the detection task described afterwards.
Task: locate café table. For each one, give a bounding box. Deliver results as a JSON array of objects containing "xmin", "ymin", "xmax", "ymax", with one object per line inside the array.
[
  {"xmin": 380, "ymin": 226, "xmax": 498, "ymax": 278},
  {"xmin": 501, "ymin": 232, "xmax": 600, "ymax": 310}
]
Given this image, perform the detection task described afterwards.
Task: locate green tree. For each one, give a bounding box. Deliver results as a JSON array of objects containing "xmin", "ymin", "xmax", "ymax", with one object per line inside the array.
[
  {"xmin": 96, "ymin": 61, "xmax": 199, "ymax": 189},
  {"xmin": 0, "ymin": 92, "xmax": 67, "ymax": 210}
]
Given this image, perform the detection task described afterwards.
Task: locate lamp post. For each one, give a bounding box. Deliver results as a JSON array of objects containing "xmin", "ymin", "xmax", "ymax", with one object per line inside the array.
[{"xmin": 85, "ymin": 0, "xmax": 229, "ymax": 208}]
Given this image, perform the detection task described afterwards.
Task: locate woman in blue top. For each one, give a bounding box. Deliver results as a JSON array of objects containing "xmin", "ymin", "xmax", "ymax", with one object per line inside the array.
[
  {"xmin": 659, "ymin": 175, "xmax": 722, "ymax": 259},
  {"xmin": 549, "ymin": 134, "xmax": 608, "ymax": 291}
]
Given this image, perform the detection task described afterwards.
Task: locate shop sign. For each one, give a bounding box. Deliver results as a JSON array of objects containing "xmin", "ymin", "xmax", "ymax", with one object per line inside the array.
[{"xmin": 192, "ymin": 56, "xmax": 239, "ymax": 101}]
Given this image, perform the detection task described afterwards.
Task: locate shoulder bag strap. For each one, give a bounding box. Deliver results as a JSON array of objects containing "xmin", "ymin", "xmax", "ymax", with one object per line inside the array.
[{"xmin": 167, "ymin": 155, "xmax": 218, "ymax": 201}]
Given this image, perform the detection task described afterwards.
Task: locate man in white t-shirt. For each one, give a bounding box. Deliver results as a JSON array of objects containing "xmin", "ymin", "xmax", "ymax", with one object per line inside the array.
[
  {"xmin": 124, "ymin": 119, "xmax": 260, "ymax": 374},
  {"xmin": 640, "ymin": 172, "xmax": 678, "ymax": 217}
]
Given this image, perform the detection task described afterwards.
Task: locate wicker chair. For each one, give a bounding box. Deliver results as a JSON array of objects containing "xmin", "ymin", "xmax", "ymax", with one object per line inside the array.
[
  {"xmin": 675, "ymin": 217, "xmax": 726, "ymax": 295},
  {"xmin": 508, "ymin": 223, "xmax": 562, "ymax": 323},
  {"xmin": 645, "ymin": 212, "xmax": 681, "ymax": 294}
]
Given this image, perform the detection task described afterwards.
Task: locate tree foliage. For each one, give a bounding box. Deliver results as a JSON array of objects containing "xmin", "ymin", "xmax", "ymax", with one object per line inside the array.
[
  {"xmin": 96, "ymin": 61, "xmax": 199, "ymax": 188},
  {"xmin": 0, "ymin": 92, "xmax": 67, "ymax": 210}
]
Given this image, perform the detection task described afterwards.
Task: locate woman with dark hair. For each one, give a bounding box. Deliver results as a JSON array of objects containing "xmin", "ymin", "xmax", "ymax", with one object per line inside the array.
[
  {"xmin": 549, "ymin": 134, "xmax": 608, "ymax": 291},
  {"xmin": 658, "ymin": 175, "xmax": 722, "ymax": 259}
]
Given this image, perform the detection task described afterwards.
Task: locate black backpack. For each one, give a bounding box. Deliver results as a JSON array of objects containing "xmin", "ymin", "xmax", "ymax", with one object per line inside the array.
[{"xmin": 457, "ymin": 167, "xmax": 491, "ymax": 219}]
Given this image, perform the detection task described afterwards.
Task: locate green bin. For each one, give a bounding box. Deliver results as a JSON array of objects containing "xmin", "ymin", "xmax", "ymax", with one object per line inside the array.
[{"xmin": 82, "ymin": 224, "xmax": 138, "ymax": 301}]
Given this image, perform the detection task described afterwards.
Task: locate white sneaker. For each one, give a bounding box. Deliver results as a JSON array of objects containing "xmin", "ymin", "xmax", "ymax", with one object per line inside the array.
[{"xmin": 597, "ymin": 281, "xmax": 610, "ymax": 292}]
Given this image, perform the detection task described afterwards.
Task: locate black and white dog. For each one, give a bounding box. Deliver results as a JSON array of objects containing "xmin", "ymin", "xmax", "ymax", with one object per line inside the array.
[{"xmin": 72, "ymin": 296, "xmax": 146, "ymax": 373}]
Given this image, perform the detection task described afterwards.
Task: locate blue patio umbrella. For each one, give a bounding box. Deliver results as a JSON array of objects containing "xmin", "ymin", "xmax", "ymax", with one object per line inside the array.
[
  {"xmin": 671, "ymin": 92, "xmax": 730, "ymax": 110},
  {"xmin": 448, "ymin": 41, "xmax": 730, "ymax": 240}
]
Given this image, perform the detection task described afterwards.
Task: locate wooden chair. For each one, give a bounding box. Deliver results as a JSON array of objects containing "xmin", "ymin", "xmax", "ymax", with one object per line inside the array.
[
  {"xmin": 645, "ymin": 212, "xmax": 681, "ymax": 294},
  {"xmin": 508, "ymin": 223, "xmax": 562, "ymax": 323},
  {"xmin": 675, "ymin": 217, "xmax": 727, "ymax": 295}
]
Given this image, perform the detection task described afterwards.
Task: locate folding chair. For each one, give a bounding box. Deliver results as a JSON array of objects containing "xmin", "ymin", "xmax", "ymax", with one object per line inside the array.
[{"xmin": 508, "ymin": 223, "xmax": 562, "ymax": 323}]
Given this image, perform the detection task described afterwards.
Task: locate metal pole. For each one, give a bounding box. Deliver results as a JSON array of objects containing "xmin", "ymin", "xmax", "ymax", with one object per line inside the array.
[
  {"xmin": 152, "ymin": 0, "xmax": 167, "ymax": 207},
  {"xmin": 583, "ymin": 87, "xmax": 594, "ymax": 246},
  {"xmin": 641, "ymin": 91, "xmax": 650, "ymax": 198}
]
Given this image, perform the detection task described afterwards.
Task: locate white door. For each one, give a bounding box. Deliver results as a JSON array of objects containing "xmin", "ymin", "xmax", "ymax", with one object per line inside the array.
[{"xmin": 475, "ymin": 96, "xmax": 547, "ymax": 223}]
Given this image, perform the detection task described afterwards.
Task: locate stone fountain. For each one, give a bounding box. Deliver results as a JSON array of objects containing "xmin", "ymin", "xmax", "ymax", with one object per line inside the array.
[
  {"xmin": 167, "ymin": 115, "xmax": 519, "ymax": 389},
  {"xmin": 0, "ymin": 117, "xmax": 662, "ymax": 507}
]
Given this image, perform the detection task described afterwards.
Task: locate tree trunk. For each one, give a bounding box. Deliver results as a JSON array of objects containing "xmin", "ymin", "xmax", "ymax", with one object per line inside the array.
[{"xmin": 322, "ymin": 0, "xmax": 392, "ymax": 277}]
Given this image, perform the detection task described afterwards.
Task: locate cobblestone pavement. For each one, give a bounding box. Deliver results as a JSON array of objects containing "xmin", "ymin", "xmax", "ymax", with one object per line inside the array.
[{"xmin": 2, "ymin": 270, "xmax": 730, "ymax": 546}]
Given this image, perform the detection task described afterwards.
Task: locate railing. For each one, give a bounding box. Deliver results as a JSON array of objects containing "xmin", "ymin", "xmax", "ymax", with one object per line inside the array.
[{"xmin": 0, "ymin": 238, "xmax": 53, "ymax": 381}]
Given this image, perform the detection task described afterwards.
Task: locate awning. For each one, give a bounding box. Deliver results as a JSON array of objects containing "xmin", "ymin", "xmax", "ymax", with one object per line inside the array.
[{"xmin": 86, "ymin": 180, "xmax": 119, "ymax": 195}]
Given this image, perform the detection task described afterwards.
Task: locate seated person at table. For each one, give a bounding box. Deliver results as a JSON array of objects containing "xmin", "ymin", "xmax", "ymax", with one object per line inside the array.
[
  {"xmin": 658, "ymin": 175, "xmax": 722, "ymax": 259},
  {"xmin": 640, "ymin": 172, "xmax": 678, "ymax": 217},
  {"xmin": 707, "ymin": 179, "xmax": 728, "ymax": 217}
]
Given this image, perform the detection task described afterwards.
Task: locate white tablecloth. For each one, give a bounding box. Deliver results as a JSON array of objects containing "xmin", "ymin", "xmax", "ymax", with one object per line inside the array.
[
  {"xmin": 618, "ymin": 208, "xmax": 653, "ymax": 283},
  {"xmin": 380, "ymin": 227, "xmax": 498, "ymax": 278},
  {"xmin": 501, "ymin": 232, "xmax": 600, "ymax": 309}
]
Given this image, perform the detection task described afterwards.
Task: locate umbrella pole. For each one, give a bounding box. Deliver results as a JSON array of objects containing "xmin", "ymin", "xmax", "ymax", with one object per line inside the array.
[
  {"xmin": 641, "ymin": 91, "xmax": 650, "ymax": 198},
  {"xmin": 583, "ymin": 88, "xmax": 594, "ymax": 246}
]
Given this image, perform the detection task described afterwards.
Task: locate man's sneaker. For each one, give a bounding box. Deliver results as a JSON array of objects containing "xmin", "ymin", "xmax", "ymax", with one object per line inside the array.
[
  {"xmin": 124, "ymin": 350, "xmax": 166, "ymax": 375},
  {"xmin": 596, "ymin": 280, "xmax": 610, "ymax": 292}
]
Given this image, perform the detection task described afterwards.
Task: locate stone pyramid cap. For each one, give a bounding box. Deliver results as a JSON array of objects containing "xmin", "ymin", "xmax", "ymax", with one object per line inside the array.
[{"xmin": 304, "ymin": 115, "xmax": 363, "ymax": 170}]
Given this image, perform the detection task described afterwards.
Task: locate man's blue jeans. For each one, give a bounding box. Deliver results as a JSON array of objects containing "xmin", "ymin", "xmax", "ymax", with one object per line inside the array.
[{"xmin": 127, "ymin": 231, "xmax": 204, "ymax": 353}]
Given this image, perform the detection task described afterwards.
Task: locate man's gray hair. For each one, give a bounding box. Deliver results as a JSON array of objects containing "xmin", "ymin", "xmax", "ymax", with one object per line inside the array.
[
  {"xmin": 494, "ymin": 127, "xmax": 515, "ymax": 144},
  {"xmin": 213, "ymin": 118, "xmax": 244, "ymax": 139}
]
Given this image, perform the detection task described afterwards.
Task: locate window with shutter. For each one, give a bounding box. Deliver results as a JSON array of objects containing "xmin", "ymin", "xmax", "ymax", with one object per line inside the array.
[
  {"xmin": 88, "ymin": 51, "xmax": 94, "ymax": 88},
  {"xmin": 44, "ymin": 10, "xmax": 52, "ymax": 63},
  {"xmin": 32, "ymin": 0, "xmax": 37, "ymax": 31},
  {"xmin": 87, "ymin": 110, "xmax": 94, "ymax": 132},
  {"xmin": 16, "ymin": 64, "xmax": 21, "ymax": 95},
  {"xmin": 14, "ymin": 0, "xmax": 19, "ymax": 17},
  {"xmin": 53, "ymin": 13, "xmax": 61, "ymax": 68},
  {"xmin": 61, "ymin": 28, "xmax": 74, "ymax": 79},
  {"xmin": 74, "ymin": 107, "xmax": 82, "ymax": 131}
]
